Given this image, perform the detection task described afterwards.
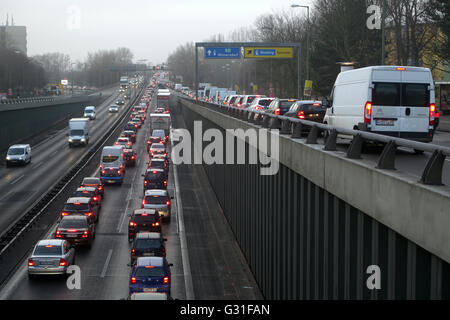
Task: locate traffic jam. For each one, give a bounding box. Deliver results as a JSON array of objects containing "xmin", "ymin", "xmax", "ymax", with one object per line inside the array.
[{"xmin": 26, "ymin": 76, "xmax": 175, "ymax": 300}]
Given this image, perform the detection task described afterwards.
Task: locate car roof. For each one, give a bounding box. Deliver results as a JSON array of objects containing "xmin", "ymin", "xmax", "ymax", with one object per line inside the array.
[
  {"xmin": 136, "ymin": 256, "xmax": 164, "ymax": 267},
  {"xmin": 136, "ymin": 232, "xmax": 161, "ymax": 239},
  {"xmin": 76, "ymin": 187, "xmax": 96, "ymax": 192},
  {"xmin": 151, "ymin": 143, "xmax": 165, "ymax": 148},
  {"xmin": 144, "ymin": 189, "xmax": 167, "ymax": 196},
  {"xmin": 150, "ymin": 158, "xmax": 164, "ymax": 162},
  {"xmin": 133, "ymin": 209, "xmax": 158, "ymax": 215},
  {"xmin": 61, "ymin": 215, "xmax": 88, "ymax": 221},
  {"xmin": 82, "ymin": 177, "xmax": 100, "ymax": 183},
  {"xmin": 36, "ymin": 239, "xmax": 64, "ymax": 246},
  {"xmin": 129, "ymin": 292, "xmax": 168, "ymax": 300},
  {"xmin": 66, "ymin": 197, "xmax": 90, "ymax": 204},
  {"xmin": 9, "ymin": 144, "xmax": 29, "ymax": 148},
  {"xmin": 146, "ymin": 168, "xmax": 164, "ymax": 173}
]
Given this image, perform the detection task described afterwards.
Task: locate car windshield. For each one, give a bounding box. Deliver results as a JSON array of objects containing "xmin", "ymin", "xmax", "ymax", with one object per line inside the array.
[
  {"xmin": 83, "ymin": 178, "xmax": 99, "ymax": 185},
  {"xmin": 247, "ymin": 96, "xmax": 257, "ymax": 103},
  {"xmin": 102, "ymin": 155, "xmax": 119, "ymax": 163},
  {"xmin": 34, "ymin": 245, "xmax": 61, "ymax": 256},
  {"xmin": 301, "ymin": 104, "xmax": 324, "ymax": 111},
  {"xmin": 135, "ymin": 266, "xmax": 165, "ymax": 277},
  {"xmin": 85, "ymin": 110, "xmax": 93, "ymax": 113},
  {"xmin": 280, "ymin": 101, "xmax": 296, "ymax": 108},
  {"xmin": 144, "ymin": 195, "xmax": 168, "ymax": 205},
  {"xmin": 259, "ymin": 99, "xmax": 273, "ymax": 107},
  {"xmin": 135, "ymin": 239, "xmax": 161, "ymax": 249},
  {"xmin": 152, "ymin": 130, "xmax": 165, "ymax": 137},
  {"xmin": 59, "ymin": 219, "xmax": 87, "ymax": 228},
  {"xmin": 152, "ymin": 144, "xmax": 165, "ymax": 150},
  {"xmin": 146, "ymin": 172, "xmax": 164, "ymax": 180},
  {"xmin": 150, "ymin": 161, "xmax": 164, "ymax": 168},
  {"xmin": 70, "ymin": 130, "xmax": 84, "ymax": 136},
  {"xmin": 73, "ymin": 191, "xmax": 94, "ymax": 198},
  {"xmin": 133, "ymin": 214, "xmax": 157, "ymax": 223},
  {"xmin": 64, "ymin": 203, "xmax": 89, "ymax": 211},
  {"xmin": 7, "ymin": 148, "xmax": 24, "ymax": 155}
]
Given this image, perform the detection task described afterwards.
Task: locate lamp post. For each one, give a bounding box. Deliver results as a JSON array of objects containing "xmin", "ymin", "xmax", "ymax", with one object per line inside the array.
[
  {"xmin": 291, "ymin": 4, "xmax": 310, "ymax": 97},
  {"xmin": 70, "ymin": 62, "xmax": 77, "ymax": 96}
]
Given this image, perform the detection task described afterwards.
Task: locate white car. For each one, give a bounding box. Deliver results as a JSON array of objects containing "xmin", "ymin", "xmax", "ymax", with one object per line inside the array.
[
  {"xmin": 109, "ymin": 105, "xmax": 119, "ymax": 113},
  {"xmin": 84, "ymin": 106, "xmax": 96, "ymax": 120},
  {"xmin": 6, "ymin": 144, "xmax": 31, "ymax": 167}
]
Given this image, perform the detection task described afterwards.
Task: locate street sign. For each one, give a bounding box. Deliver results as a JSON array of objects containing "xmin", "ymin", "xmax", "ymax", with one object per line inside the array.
[
  {"xmin": 304, "ymin": 80, "xmax": 313, "ymax": 97},
  {"xmin": 244, "ymin": 47, "xmax": 294, "ymax": 59},
  {"xmin": 204, "ymin": 47, "xmax": 241, "ymax": 59}
]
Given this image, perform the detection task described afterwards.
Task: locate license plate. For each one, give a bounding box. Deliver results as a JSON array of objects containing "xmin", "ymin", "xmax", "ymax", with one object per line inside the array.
[
  {"xmin": 375, "ymin": 119, "xmax": 394, "ymax": 126},
  {"xmin": 143, "ymin": 253, "xmax": 155, "ymax": 256},
  {"xmin": 66, "ymin": 234, "xmax": 78, "ymax": 238},
  {"xmin": 108, "ymin": 180, "xmax": 115, "ymax": 183},
  {"xmin": 309, "ymin": 114, "xmax": 319, "ymax": 118},
  {"xmin": 143, "ymin": 288, "xmax": 157, "ymax": 292}
]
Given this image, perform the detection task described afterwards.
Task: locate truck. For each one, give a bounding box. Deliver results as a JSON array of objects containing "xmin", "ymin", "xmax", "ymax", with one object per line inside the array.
[
  {"xmin": 156, "ymin": 91, "xmax": 171, "ymax": 108},
  {"xmin": 120, "ymin": 76, "xmax": 129, "ymax": 91},
  {"xmin": 175, "ymin": 83, "xmax": 182, "ymax": 92},
  {"xmin": 150, "ymin": 113, "xmax": 171, "ymax": 137},
  {"xmin": 68, "ymin": 118, "xmax": 89, "ymax": 147}
]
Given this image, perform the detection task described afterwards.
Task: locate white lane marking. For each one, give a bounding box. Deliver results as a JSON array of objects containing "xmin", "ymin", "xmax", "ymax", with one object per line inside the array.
[
  {"xmin": 116, "ymin": 169, "xmax": 138, "ymax": 233},
  {"xmin": 100, "ymin": 249, "xmax": 113, "ymax": 278},
  {"xmin": 32, "ymin": 161, "xmax": 43, "ymax": 169},
  {"xmin": 0, "ymin": 190, "xmax": 14, "ymax": 202},
  {"xmin": 10, "ymin": 174, "xmax": 24, "ymax": 185},
  {"xmin": 171, "ymin": 136, "xmax": 195, "ymax": 300}
]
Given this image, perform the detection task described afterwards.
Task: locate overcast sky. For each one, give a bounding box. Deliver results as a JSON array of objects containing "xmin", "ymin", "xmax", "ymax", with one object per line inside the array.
[{"xmin": 1, "ymin": 0, "xmax": 314, "ymax": 64}]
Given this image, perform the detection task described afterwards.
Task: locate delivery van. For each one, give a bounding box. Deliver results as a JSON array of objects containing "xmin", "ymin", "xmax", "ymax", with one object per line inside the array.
[
  {"xmin": 68, "ymin": 118, "xmax": 89, "ymax": 147},
  {"xmin": 323, "ymin": 66, "xmax": 435, "ymax": 144},
  {"xmin": 100, "ymin": 146, "xmax": 125, "ymax": 185}
]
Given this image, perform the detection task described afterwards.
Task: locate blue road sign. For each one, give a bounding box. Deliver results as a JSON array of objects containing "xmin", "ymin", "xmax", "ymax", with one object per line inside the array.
[{"xmin": 205, "ymin": 47, "xmax": 241, "ymax": 59}]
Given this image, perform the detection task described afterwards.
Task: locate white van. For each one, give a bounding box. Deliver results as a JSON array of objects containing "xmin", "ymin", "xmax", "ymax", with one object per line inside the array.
[
  {"xmin": 100, "ymin": 146, "xmax": 124, "ymax": 169},
  {"xmin": 6, "ymin": 144, "xmax": 31, "ymax": 167},
  {"xmin": 84, "ymin": 106, "xmax": 96, "ymax": 120},
  {"xmin": 323, "ymin": 66, "xmax": 435, "ymax": 143}
]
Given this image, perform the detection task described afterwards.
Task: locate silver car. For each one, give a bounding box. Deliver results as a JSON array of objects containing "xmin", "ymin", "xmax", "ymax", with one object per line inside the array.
[
  {"xmin": 142, "ymin": 189, "xmax": 173, "ymax": 222},
  {"xmin": 28, "ymin": 239, "xmax": 75, "ymax": 278},
  {"xmin": 109, "ymin": 105, "xmax": 119, "ymax": 113},
  {"xmin": 6, "ymin": 144, "xmax": 31, "ymax": 167}
]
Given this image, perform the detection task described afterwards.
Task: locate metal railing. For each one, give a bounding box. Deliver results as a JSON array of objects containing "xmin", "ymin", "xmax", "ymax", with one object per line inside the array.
[{"xmin": 180, "ymin": 96, "xmax": 450, "ymax": 186}]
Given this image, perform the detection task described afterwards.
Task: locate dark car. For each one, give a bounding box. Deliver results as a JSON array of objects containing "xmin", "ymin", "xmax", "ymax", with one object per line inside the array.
[
  {"xmin": 265, "ymin": 98, "xmax": 297, "ymax": 116},
  {"xmin": 123, "ymin": 148, "xmax": 137, "ymax": 167},
  {"xmin": 128, "ymin": 209, "xmax": 162, "ymax": 241},
  {"xmin": 284, "ymin": 101, "xmax": 325, "ymax": 133},
  {"xmin": 124, "ymin": 122, "xmax": 138, "ymax": 133},
  {"xmin": 72, "ymin": 187, "xmax": 102, "ymax": 217},
  {"xmin": 60, "ymin": 197, "xmax": 98, "ymax": 224},
  {"xmin": 121, "ymin": 130, "xmax": 136, "ymax": 143},
  {"xmin": 149, "ymin": 143, "xmax": 167, "ymax": 158},
  {"xmin": 143, "ymin": 169, "xmax": 167, "ymax": 190},
  {"xmin": 55, "ymin": 216, "xmax": 95, "ymax": 248},
  {"xmin": 130, "ymin": 232, "xmax": 167, "ymax": 264},
  {"xmin": 100, "ymin": 166, "xmax": 125, "ymax": 185},
  {"xmin": 116, "ymin": 99, "xmax": 125, "ymax": 105},
  {"xmin": 80, "ymin": 177, "xmax": 104, "ymax": 199},
  {"xmin": 129, "ymin": 257, "xmax": 172, "ymax": 296}
]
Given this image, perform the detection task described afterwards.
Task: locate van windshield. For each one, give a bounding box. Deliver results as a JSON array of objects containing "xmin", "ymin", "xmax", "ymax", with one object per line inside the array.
[
  {"xmin": 102, "ymin": 155, "xmax": 119, "ymax": 163},
  {"xmin": 7, "ymin": 148, "xmax": 24, "ymax": 155},
  {"xmin": 70, "ymin": 130, "xmax": 84, "ymax": 136}
]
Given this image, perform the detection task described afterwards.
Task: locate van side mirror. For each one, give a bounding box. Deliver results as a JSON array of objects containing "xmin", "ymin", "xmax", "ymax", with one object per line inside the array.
[
  {"xmin": 168, "ymin": 263, "xmax": 173, "ymax": 267},
  {"xmin": 163, "ymin": 238, "xmax": 167, "ymax": 242},
  {"xmin": 322, "ymin": 97, "xmax": 332, "ymax": 109}
]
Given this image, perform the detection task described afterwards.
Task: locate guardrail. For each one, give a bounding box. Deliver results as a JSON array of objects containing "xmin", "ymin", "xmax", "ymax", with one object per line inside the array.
[
  {"xmin": 0, "ymin": 84, "xmax": 146, "ymax": 257},
  {"xmin": 180, "ymin": 96, "xmax": 450, "ymax": 186},
  {"xmin": 0, "ymin": 92, "xmax": 99, "ymax": 105}
]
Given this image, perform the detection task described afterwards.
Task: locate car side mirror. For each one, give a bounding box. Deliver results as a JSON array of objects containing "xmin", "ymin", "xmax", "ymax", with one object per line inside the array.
[
  {"xmin": 170, "ymin": 196, "xmax": 174, "ymax": 199},
  {"xmin": 141, "ymin": 174, "xmax": 145, "ymax": 177},
  {"xmin": 322, "ymin": 97, "xmax": 332, "ymax": 109},
  {"xmin": 163, "ymin": 238, "xmax": 167, "ymax": 242},
  {"xmin": 168, "ymin": 263, "xmax": 173, "ymax": 267}
]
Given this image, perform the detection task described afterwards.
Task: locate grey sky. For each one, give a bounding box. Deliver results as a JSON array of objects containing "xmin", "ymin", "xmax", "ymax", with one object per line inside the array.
[{"xmin": 1, "ymin": 0, "xmax": 314, "ymax": 64}]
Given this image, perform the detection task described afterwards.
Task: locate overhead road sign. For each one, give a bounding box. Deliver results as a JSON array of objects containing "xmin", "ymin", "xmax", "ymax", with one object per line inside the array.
[
  {"xmin": 205, "ymin": 47, "xmax": 241, "ymax": 59},
  {"xmin": 244, "ymin": 47, "xmax": 294, "ymax": 59}
]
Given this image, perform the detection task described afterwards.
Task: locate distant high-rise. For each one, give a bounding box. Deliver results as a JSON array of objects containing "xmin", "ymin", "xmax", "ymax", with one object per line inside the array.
[{"xmin": 0, "ymin": 15, "xmax": 27, "ymax": 55}]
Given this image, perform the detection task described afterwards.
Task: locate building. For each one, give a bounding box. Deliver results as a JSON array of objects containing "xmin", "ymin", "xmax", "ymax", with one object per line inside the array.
[{"xmin": 0, "ymin": 18, "xmax": 27, "ymax": 55}]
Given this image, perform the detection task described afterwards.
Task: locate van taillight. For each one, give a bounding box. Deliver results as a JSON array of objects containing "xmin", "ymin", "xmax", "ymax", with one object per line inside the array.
[
  {"xmin": 297, "ymin": 111, "xmax": 305, "ymax": 119},
  {"xmin": 28, "ymin": 258, "xmax": 34, "ymax": 266},
  {"xmin": 130, "ymin": 277, "xmax": 137, "ymax": 284},
  {"xmin": 163, "ymin": 276, "xmax": 169, "ymax": 284},
  {"xmin": 274, "ymin": 108, "xmax": 281, "ymax": 115},
  {"xmin": 364, "ymin": 102, "xmax": 372, "ymax": 124},
  {"xmin": 429, "ymin": 104, "xmax": 436, "ymax": 125}
]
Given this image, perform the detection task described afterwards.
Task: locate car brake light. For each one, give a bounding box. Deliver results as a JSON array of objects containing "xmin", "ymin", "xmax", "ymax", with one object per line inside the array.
[
  {"xmin": 163, "ymin": 276, "xmax": 169, "ymax": 284},
  {"xmin": 144, "ymin": 181, "xmax": 148, "ymax": 186},
  {"xmin": 82, "ymin": 230, "xmax": 89, "ymax": 238},
  {"xmin": 297, "ymin": 111, "xmax": 305, "ymax": 119},
  {"xmin": 61, "ymin": 212, "xmax": 69, "ymax": 217},
  {"xmin": 56, "ymin": 230, "xmax": 62, "ymax": 238},
  {"xmin": 142, "ymin": 199, "xmax": 146, "ymax": 205},
  {"xmin": 85, "ymin": 212, "xmax": 93, "ymax": 217},
  {"xmin": 67, "ymin": 229, "xmax": 78, "ymax": 232},
  {"xmin": 129, "ymin": 221, "xmax": 137, "ymax": 227},
  {"xmin": 152, "ymin": 222, "xmax": 160, "ymax": 227},
  {"xmin": 118, "ymin": 170, "xmax": 122, "ymax": 174},
  {"xmin": 274, "ymin": 108, "xmax": 281, "ymax": 115},
  {"xmin": 166, "ymin": 200, "xmax": 171, "ymax": 206},
  {"xmin": 59, "ymin": 258, "xmax": 67, "ymax": 266},
  {"xmin": 364, "ymin": 102, "xmax": 372, "ymax": 124},
  {"xmin": 164, "ymin": 180, "xmax": 167, "ymax": 187},
  {"xmin": 396, "ymin": 67, "xmax": 406, "ymax": 71},
  {"xmin": 429, "ymin": 104, "xmax": 436, "ymax": 125},
  {"xmin": 131, "ymin": 249, "xmax": 135, "ymax": 255},
  {"xmin": 131, "ymin": 155, "xmax": 136, "ymax": 160},
  {"xmin": 28, "ymin": 258, "xmax": 34, "ymax": 266},
  {"xmin": 130, "ymin": 277, "xmax": 137, "ymax": 284},
  {"xmin": 102, "ymin": 170, "xmax": 107, "ymax": 174}
]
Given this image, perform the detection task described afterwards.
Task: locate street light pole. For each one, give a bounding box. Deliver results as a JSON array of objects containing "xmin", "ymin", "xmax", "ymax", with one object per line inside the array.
[
  {"xmin": 381, "ymin": 0, "xmax": 386, "ymax": 65},
  {"xmin": 291, "ymin": 4, "xmax": 310, "ymax": 83}
]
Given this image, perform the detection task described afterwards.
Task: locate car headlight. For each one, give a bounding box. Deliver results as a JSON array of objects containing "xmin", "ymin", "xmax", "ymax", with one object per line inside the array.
[
  {"xmin": 6, "ymin": 156, "xmax": 11, "ymax": 160},
  {"xmin": 81, "ymin": 138, "xmax": 86, "ymax": 142},
  {"xmin": 69, "ymin": 138, "xmax": 73, "ymax": 142}
]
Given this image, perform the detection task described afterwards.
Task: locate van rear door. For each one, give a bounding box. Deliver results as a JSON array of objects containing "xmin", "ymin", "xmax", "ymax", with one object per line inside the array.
[{"xmin": 371, "ymin": 69, "xmax": 431, "ymax": 141}]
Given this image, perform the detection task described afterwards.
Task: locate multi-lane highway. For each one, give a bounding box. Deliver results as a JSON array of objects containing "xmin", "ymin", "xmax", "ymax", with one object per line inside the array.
[{"xmin": 0, "ymin": 80, "xmax": 262, "ymax": 300}]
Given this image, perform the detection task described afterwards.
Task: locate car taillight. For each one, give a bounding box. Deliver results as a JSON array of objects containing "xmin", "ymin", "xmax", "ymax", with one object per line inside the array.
[
  {"xmin": 164, "ymin": 180, "xmax": 167, "ymax": 187},
  {"xmin": 98, "ymin": 185, "xmax": 103, "ymax": 190},
  {"xmin": 129, "ymin": 221, "xmax": 137, "ymax": 227},
  {"xmin": 131, "ymin": 155, "xmax": 136, "ymax": 160},
  {"xmin": 163, "ymin": 276, "xmax": 169, "ymax": 284},
  {"xmin": 118, "ymin": 170, "xmax": 122, "ymax": 175},
  {"xmin": 144, "ymin": 180, "xmax": 148, "ymax": 186},
  {"xmin": 131, "ymin": 249, "xmax": 135, "ymax": 255},
  {"xmin": 61, "ymin": 212, "xmax": 69, "ymax": 217},
  {"xmin": 82, "ymin": 230, "xmax": 89, "ymax": 238},
  {"xmin": 130, "ymin": 277, "xmax": 137, "ymax": 284},
  {"xmin": 28, "ymin": 258, "xmax": 34, "ymax": 266},
  {"xmin": 56, "ymin": 230, "xmax": 62, "ymax": 238},
  {"xmin": 166, "ymin": 200, "xmax": 171, "ymax": 206},
  {"xmin": 364, "ymin": 102, "xmax": 372, "ymax": 124},
  {"xmin": 142, "ymin": 199, "xmax": 146, "ymax": 205},
  {"xmin": 59, "ymin": 258, "xmax": 67, "ymax": 266},
  {"xmin": 85, "ymin": 212, "xmax": 93, "ymax": 217},
  {"xmin": 152, "ymin": 222, "xmax": 160, "ymax": 227},
  {"xmin": 102, "ymin": 170, "xmax": 107, "ymax": 174},
  {"xmin": 429, "ymin": 104, "xmax": 436, "ymax": 125},
  {"xmin": 297, "ymin": 110, "xmax": 305, "ymax": 119},
  {"xmin": 255, "ymin": 106, "xmax": 263, "ymax": 110},
  {"xmin": 237, "ymin": 103, "xmax": 241, "ymax": 107},
  {"xmin": 274, "ymin": 108, "xmax": 281, "ymax": 115},
  {"xmin": 93, "ymin": 196, "xmax": 98, "ymax": 201}
]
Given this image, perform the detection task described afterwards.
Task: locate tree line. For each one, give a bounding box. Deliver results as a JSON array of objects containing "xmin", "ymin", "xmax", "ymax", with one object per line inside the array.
[{"xmin": 167, "ymin": 0, "xmax": 449, "ymax": 98}]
